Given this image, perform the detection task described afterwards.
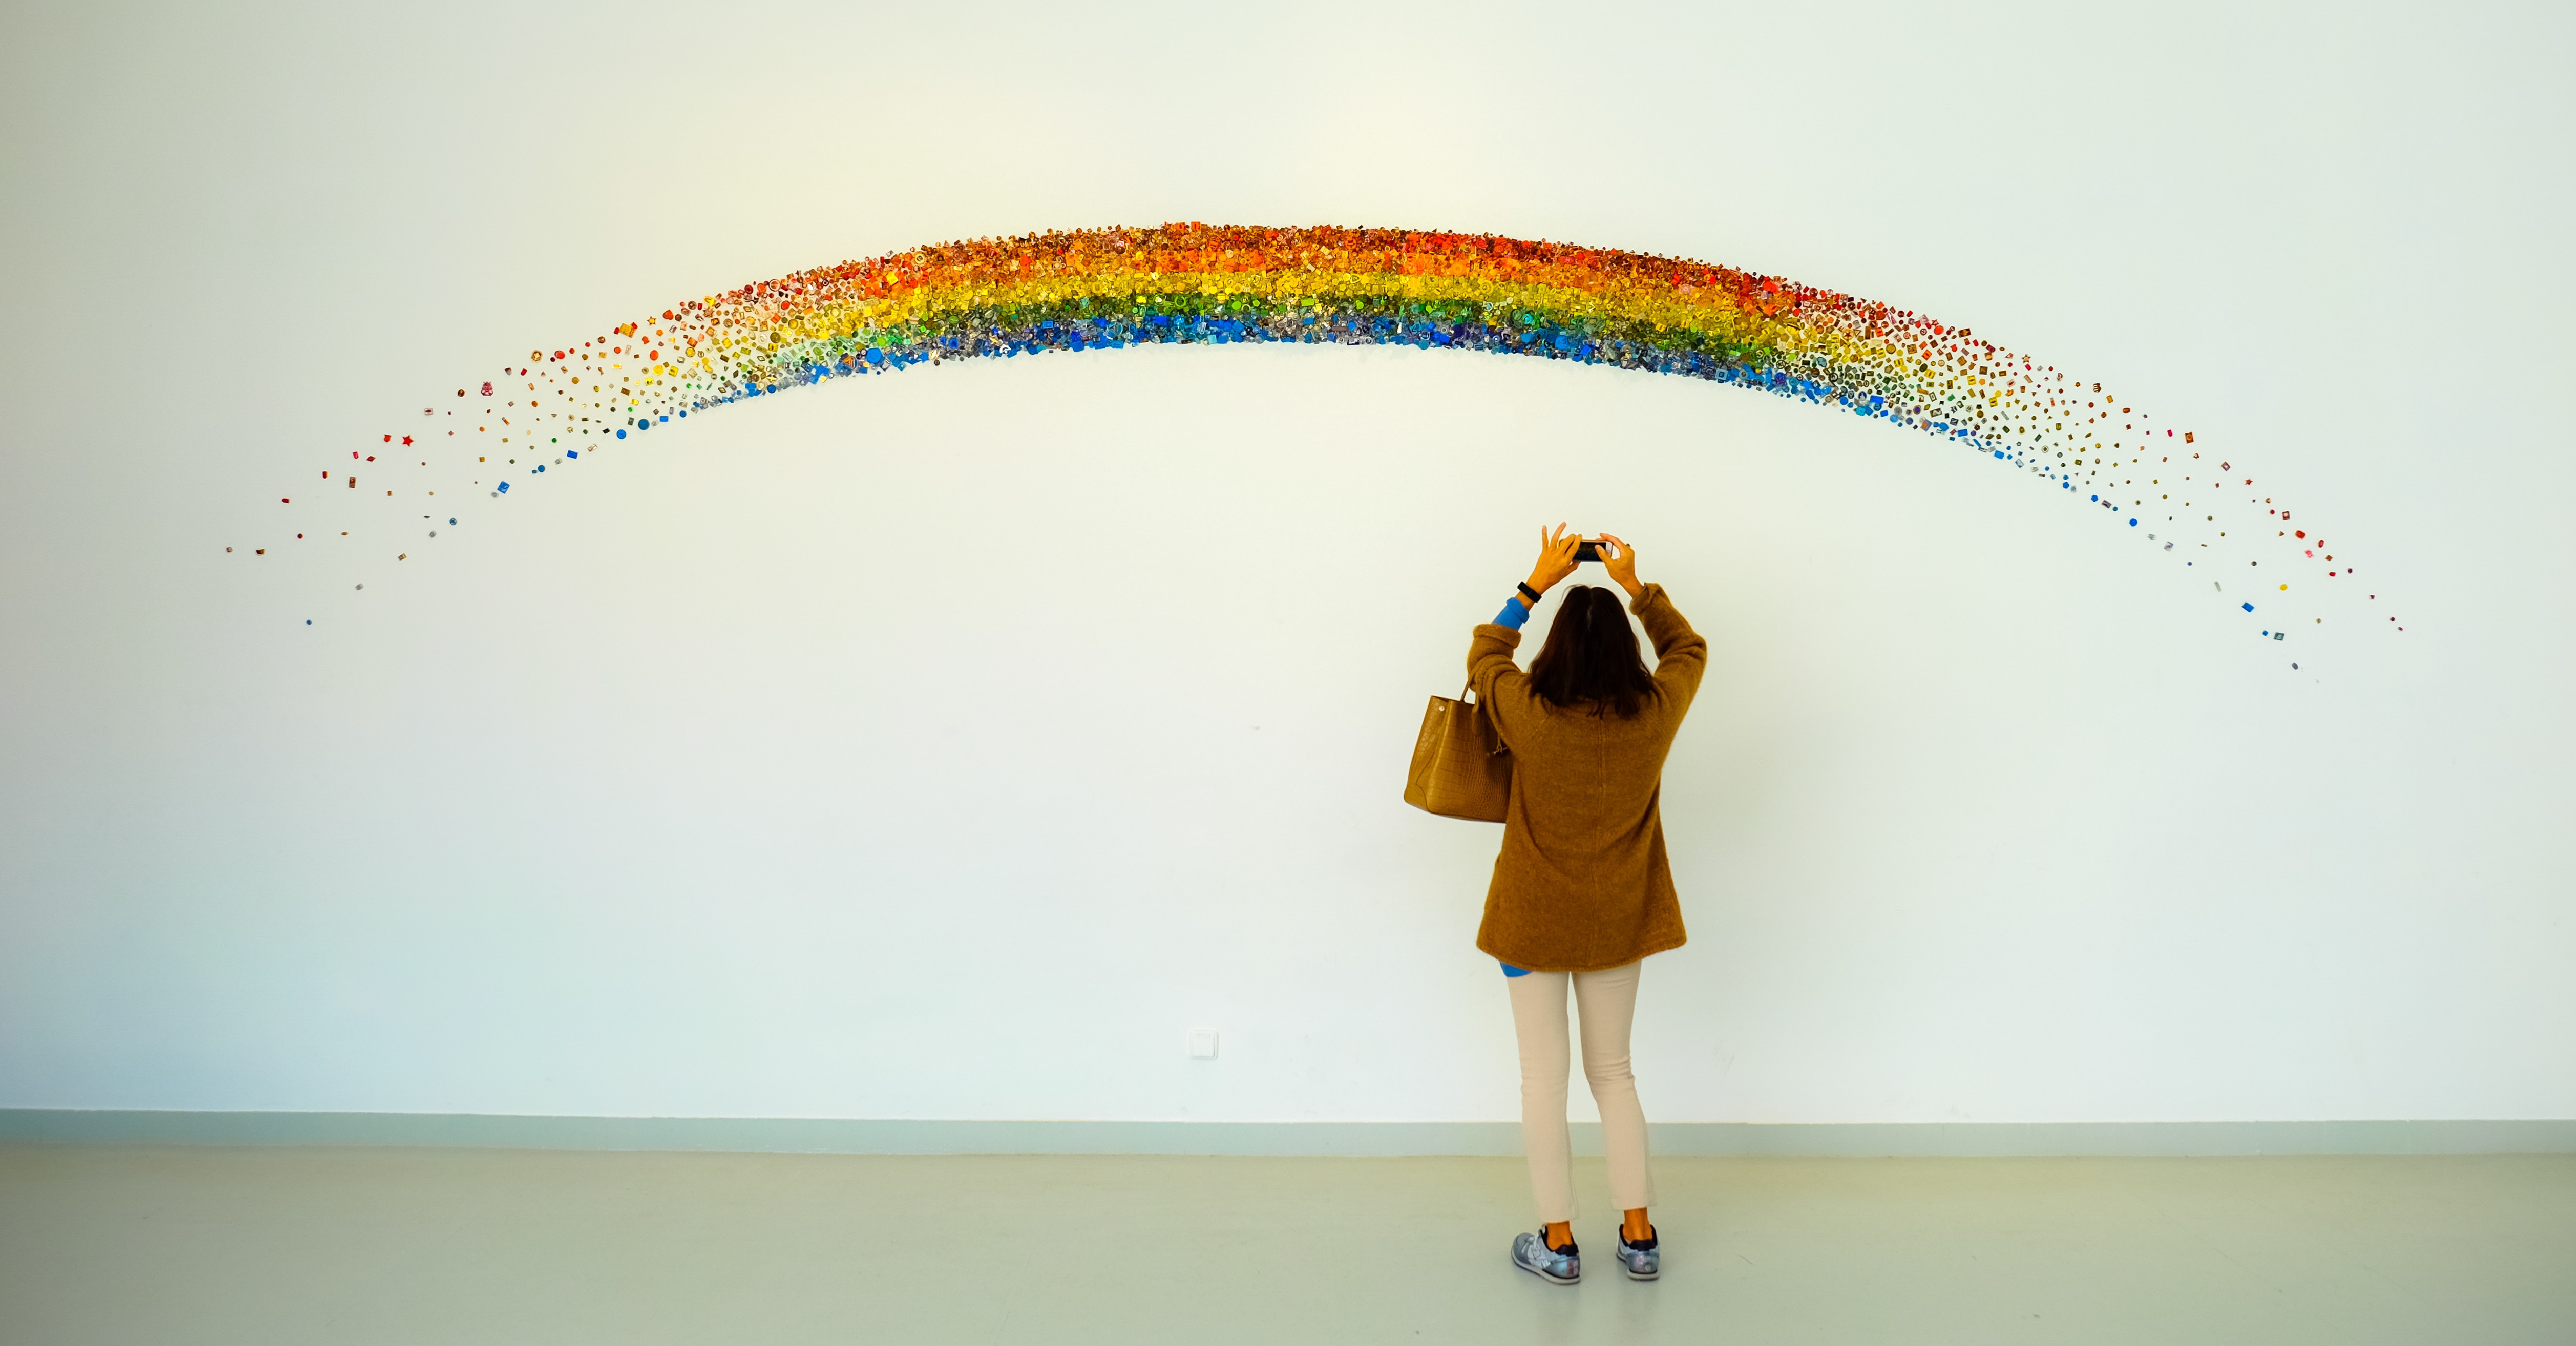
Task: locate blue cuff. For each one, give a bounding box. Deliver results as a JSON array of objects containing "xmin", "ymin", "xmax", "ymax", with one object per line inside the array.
[{"xmin": 1493, "ymin": 595, "xmax": 1532, "ymax": 629}]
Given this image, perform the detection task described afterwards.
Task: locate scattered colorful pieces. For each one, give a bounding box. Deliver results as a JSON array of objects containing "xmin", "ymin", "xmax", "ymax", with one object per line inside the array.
[{"xmin": 240, "ymin": 223, "xmax": 2386, "ymax": 652}]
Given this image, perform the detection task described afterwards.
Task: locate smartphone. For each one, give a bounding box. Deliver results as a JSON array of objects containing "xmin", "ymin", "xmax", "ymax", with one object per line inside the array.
[{"xmin": 1574, "ymin": 539, "xmax": 1606, "ymax": 563}]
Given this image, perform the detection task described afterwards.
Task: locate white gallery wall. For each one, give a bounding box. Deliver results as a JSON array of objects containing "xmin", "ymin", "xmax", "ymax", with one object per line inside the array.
[{"xmin": 2, "ymin": 1, "xmax": 2569, "ymax": 1126}]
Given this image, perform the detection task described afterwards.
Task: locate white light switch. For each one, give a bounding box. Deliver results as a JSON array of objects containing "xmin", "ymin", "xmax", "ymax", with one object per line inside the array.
[{"xmin": 1185, "ymin": 1027, "xmax": 1219, "ymax": 1059}]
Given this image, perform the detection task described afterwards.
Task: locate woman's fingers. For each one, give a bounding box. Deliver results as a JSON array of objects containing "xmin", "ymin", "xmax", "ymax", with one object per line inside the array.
[{"xmin": 1535, "ymin": 523, "xmax": 1593, "ymax": 575}]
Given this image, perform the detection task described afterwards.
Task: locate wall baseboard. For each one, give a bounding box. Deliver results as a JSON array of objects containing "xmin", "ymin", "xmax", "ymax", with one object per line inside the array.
[{"xmin": 4, "ymin": 1111, "xmax": 2571, "ymax": 1156}]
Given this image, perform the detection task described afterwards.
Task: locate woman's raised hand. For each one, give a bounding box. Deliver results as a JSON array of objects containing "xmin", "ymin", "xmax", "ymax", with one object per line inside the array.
[
  {"xmin": 1599, "ymin": 532, "xmax": 1643, "ymax": 597},
  {"xmin": 1528, "ymin": 523, "xmax": 1583, "ymax": 595}
]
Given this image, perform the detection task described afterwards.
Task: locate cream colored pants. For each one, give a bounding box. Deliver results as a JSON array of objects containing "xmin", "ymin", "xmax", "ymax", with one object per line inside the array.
[{"xmin": 1507, "ymin": 961, "xmax": 1654, "ymax": 1222}]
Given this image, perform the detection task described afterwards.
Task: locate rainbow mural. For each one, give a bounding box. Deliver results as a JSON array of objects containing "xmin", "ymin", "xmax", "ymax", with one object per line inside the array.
[{"xmin": 253, "ymin": 223, "xmax": 2389, "ymax": 648}]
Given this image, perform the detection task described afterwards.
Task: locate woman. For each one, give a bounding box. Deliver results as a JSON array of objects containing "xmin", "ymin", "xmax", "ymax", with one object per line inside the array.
[{"xmin": 1471, "ymin": 523, "xmax": 1708, "ymax": 1286}]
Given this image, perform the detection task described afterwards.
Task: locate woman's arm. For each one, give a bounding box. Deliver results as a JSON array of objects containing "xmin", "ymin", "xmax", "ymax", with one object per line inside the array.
[
  {"xmin": 1469, "ymin": 524, "xmax": 1586, "ymax": 730},
  {"xmin": 1518, "ymin": 522, "xmax": 1583, "ymax": 610},
  {"xmin": 1600, "ymin": 533, "xmax": 1707, "ymax": 709},
  {"xmin": 1492, "ymin": 523, "xmax": 1582, "ymax": 627},
  {"xmin": 1598, "ymin": 532, "xmax": 1647, "ymax": 603}
]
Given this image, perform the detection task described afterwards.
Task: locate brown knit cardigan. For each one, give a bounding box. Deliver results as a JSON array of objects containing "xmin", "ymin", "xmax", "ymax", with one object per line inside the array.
[{"xmin": 1468, "ymin": 583, "xmax": 1709, "ymax": 973}]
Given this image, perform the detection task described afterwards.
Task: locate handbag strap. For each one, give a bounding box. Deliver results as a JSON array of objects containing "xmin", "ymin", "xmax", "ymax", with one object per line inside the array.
[{"xmin": 1459, "ymin": 683, "xmax": 1508, "ymax": 755}]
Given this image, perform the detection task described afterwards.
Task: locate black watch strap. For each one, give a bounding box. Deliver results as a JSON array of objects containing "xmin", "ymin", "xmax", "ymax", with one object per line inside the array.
[{"xmin": 1516, "ymin": 582, "xmax": 1543, "ymax": 604}]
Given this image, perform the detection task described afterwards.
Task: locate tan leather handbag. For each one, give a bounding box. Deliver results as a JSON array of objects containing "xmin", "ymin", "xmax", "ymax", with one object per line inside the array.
[{"xmin": 1404, "ymin": 683, "xmax": 1513, "ymax": 822}]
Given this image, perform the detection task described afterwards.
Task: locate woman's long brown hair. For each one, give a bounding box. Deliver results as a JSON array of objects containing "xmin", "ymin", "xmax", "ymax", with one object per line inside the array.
[{"xmin": 1528, "ymin": 585, "xmax": 1657, "ymax": 718}]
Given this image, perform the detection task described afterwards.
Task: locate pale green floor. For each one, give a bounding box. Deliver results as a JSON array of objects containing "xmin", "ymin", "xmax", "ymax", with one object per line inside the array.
[{"xmin": 2, "ymin": 1148, "xmax": 2570, "ymax": 1345}]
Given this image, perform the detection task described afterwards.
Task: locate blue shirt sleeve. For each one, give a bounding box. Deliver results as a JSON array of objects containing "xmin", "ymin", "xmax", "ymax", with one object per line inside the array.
[{"xmin": 1493, "ymin": 594, "xmax": 1532, "ymax": 629}]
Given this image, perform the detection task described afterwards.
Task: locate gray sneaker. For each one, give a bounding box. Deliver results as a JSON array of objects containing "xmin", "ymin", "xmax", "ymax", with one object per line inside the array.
[
  {"xmin": 1511, "ymin": 1230, "xmax": 1580, "ymax": 1285},
  {"xmin": 1614, "ymin": 1226, "xmax": 1660, "ymax": 1281}
]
